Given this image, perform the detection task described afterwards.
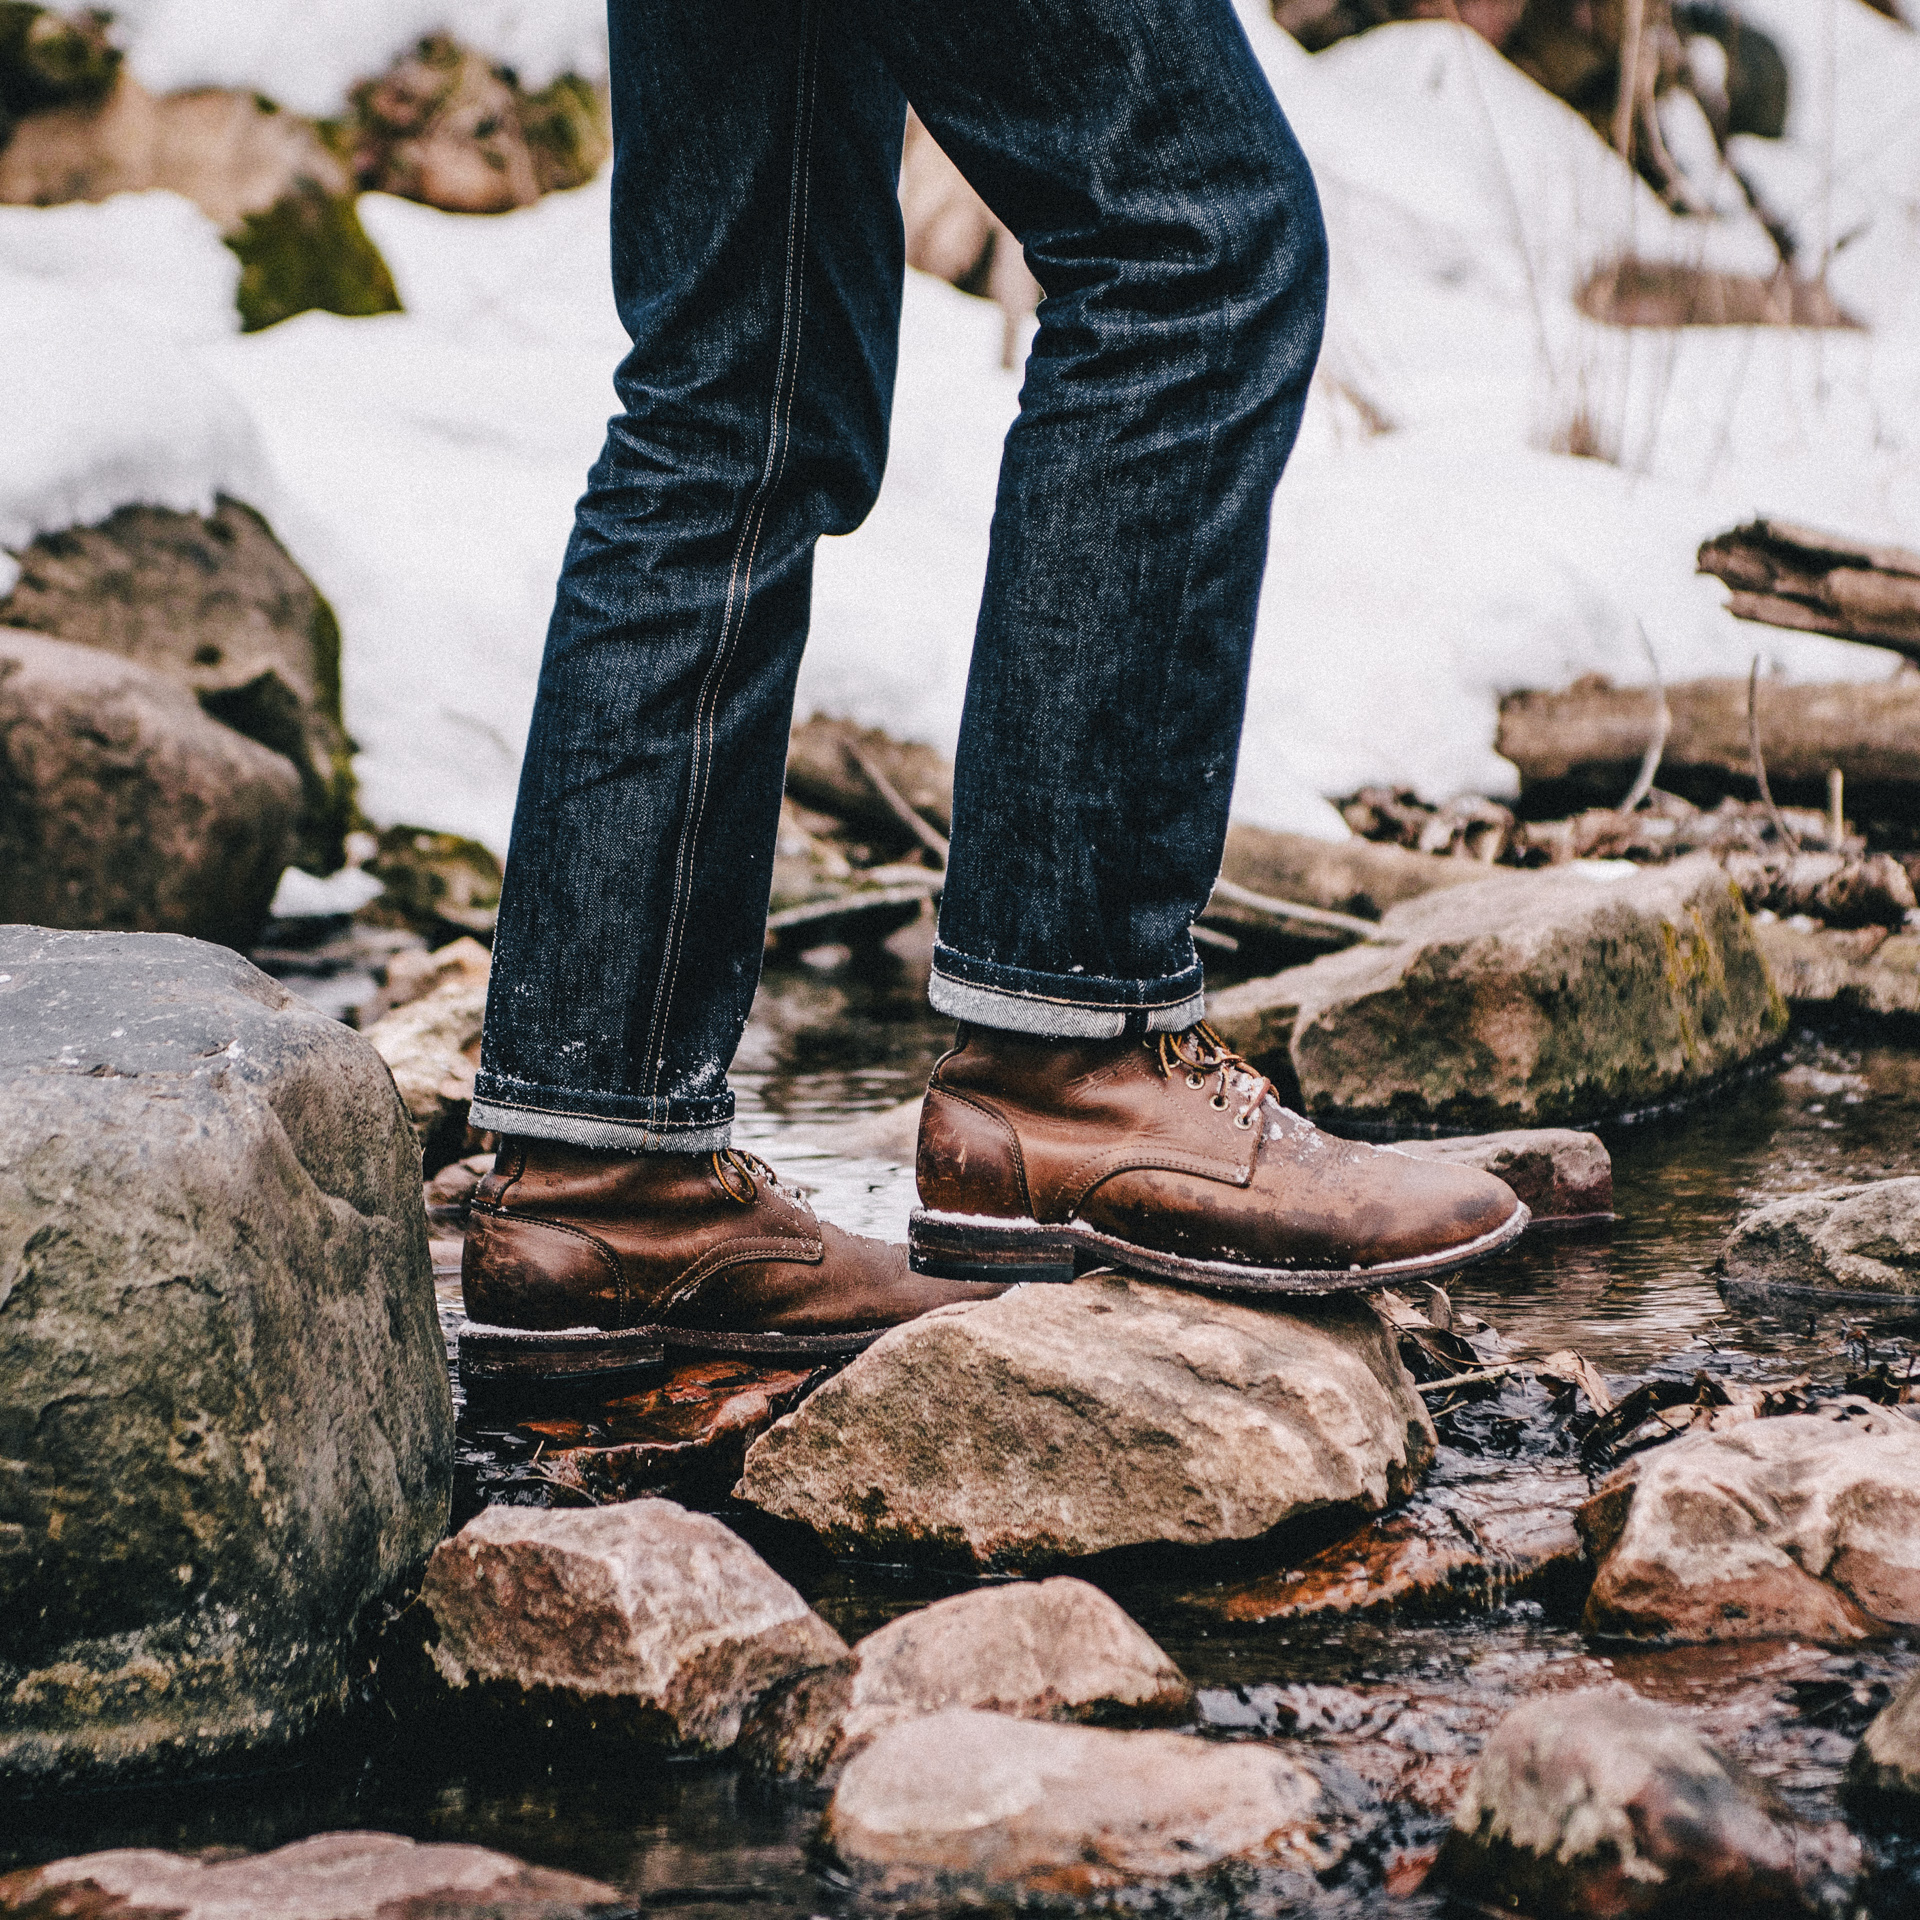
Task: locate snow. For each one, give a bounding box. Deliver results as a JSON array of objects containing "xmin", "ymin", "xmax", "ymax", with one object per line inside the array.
[{"xmin": 4, "ymin": 0, "xmax": 1917, "ymax": 858}]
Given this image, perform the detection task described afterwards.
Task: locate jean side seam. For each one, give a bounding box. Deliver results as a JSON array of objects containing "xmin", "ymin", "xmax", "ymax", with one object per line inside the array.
[{"xmin": 638, "ymin": 0, "xmax": 821, "ymax": 1101}]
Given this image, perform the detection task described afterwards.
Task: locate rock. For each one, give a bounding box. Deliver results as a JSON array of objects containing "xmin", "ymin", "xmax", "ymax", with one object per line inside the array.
[
  {"xmin": 786, "ymin": 713, "xmax": 956, "ymax": 843},
  {"xmin": 1439, "ymin": 1688, "xmax": 1818, "ymax": 1918},
  {"xmin": 1210, "ymin": 855, "xmax": 1785, "ymax": 1131},
  {"xmin": 1849, "ymin": 1665, "xmax": 1920, "ymax": 1803},
  {"xmin": 1754, "ymin": 918, "xmax": 1920, "ymax": 1023},
  {"xmin": 227, "ymin": 175, "xmax": 402, "ymax": 333},
  {"xmin": 745, "ymin": 1578, "xmax": 1191, "ymax": 1780},
  {"xmin": 1393, "ymin": 1127, "xmax": 1613, "ymax": 1224},
  {"xmin": 0, "ymin": 6, "xmax": 119, "ymax": 133},
  {"xmin": 0, "ymin": 1831, "xmax": 624, "ymax": 1918},
  {"xmin": 0, "ymin": 499, "xmax": 355, "ymax": 873},
  {"xmin": 0, "ymin": 627, "xmax": 301, "ymax": 947},
  {"xmin": 1218, "ymin": 820, "xmax": 1494, "ymax": 919},
  {"xmin": 824, "ymin": 1709, "xmax": 1330, "ymax": 1902},
  {"xmin": 1583, "ymin": 1412, "xmax": 1920, "ymax": 1644},
  {"xmin": 1193, "ymin": 1463, "xmax": 1589, "ymax": 1622},
  {"xmin": 360, "ymin": 935, "xmax": 490, "ymax": 1171},
  {"xmin": 0, "ymin": 929, "xmax": 451, "ymax": 1787},
  {"xmin": 1720, "ymin": 1179, "xmax": 1920, "ymax": 1304},
  {"xmin": 360, "ymin": 824, "xmax": 505, "ymax": 945},
  {"xmin": 420, "ymin": 1499, "xmax": 848, "ymax": 1751},
  {"xmin": 736, "ymin": 1272, "xmax": 1433, "ymax": 1571}
]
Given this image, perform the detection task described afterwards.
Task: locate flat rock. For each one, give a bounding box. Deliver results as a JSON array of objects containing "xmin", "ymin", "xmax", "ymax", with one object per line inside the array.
[
  {"xmin": 736, "ymin": 1273, "xmax": 1432, "ymax": 1571},
  {"xmin": 1210, "ymin": 855, "xmax": 1785, "ymax": 1131},
  {"xmin": 0, "ymin": 1831, "xmax": 622, "ymax": 1918},
  {"xmin": 1720, "ymin": 1178, "xmax": 1920, "ymax": 1303},
  {"xmin": 1849, "ymin": 1665, "xmax": 1920, "ymax": 1802},
  {"xmin": 1755, "ymin": 919, "xmax": 1920, "ymax": 1021},
  {"xmin": 744, "ymin": 1577, "xmax": 1191, "ymax": 1780},
  {"xmin": 1393, "ymin": 1128, "xmax": 1612, "ymax": 1223},
  {"xmin": 1583, "ymin": 1411, "xmax": 1920, "ymax": 1644},
  {"xmin": 0, "ymin": 930, "xmax": 450, "ymax": 1787},
  {"xmin": 0, "ymin": 626, "xmax": 301, "ymax": 948},
  {"xmin": 1192, "ymin": 1463, "xmax": 1589, "ymax": 1622},
  {"xmin": 824, "ymin": 1709, "xmax": 1329, "ymax": 1902},
  {"xmin": 360, "ymin": 935, "xmax": 491, "ymax": 1169},
  {"xmin": 420, "ymin": 1498, "xmax": 848, "ymax": 1751},
  {"xmin": 1439, "ymin": 1688, "xmax": 1818, "ymax": 1917}
]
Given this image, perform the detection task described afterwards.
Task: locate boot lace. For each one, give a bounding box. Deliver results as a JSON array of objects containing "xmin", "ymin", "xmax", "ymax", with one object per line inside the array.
[
  {"xmin": 1153, "ymin": 1021, "xmax": 1273, "ymax": 1132},
  {"xmin": 711, "ymin": 1147, "xmax": 815, "ymax": 1214}
]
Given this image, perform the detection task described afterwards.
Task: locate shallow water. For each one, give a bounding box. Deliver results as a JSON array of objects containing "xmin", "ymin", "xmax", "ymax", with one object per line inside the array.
[{"xmin": 12, "ymin": 939, "xmax": 1920, "ymax": 1913}]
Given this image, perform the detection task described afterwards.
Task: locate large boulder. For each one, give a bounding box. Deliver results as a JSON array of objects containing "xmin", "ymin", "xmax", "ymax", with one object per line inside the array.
[
  {"xmin": 420, "ymin": 1499, "xmax": 848, "ymax": 1752},
  {"xmin": 0, "ymin": 1833, "xmax": 623, "ymax": 1919},
  {"xmin": 735, "ymin": 1272, "xmax": 1432, "ymax": 1572},
  {"xmin": 1439, "ymin": 1689, "xmax": 1822, "ymax": 1918},
  {"xmin": 824, "ymin": 1709, "xmax": 1330, "ymax": 1904},
  {"xmin": 1720, "ymin": 1179, "xmax": 1920, "ymax": 1305},
  {"xmin": 1582, "ymin": 1412, "xmax": 1920, "ymax": 1644},
  {"xmin": 0, "ymin": 498, "xmax": 355, "ymax": 874},
  {"xmin": 0, "ymin": 627, "xmax": 300, "ymax": 949},
  {"xmin": 1209, "ymin": 855, "xmax": 1785, "ymax": 1131},
  {"xmin": 0, "ymin": 929, "xmax": 451, "ymax": 1786},
  {"xmin": 744, "ymin": 1577, "xmax": 1191, "ymax": 1780}
]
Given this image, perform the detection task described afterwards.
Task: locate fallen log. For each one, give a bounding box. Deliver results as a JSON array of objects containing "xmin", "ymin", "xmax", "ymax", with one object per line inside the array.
[
  {"xmin": 1496, "ymin": 674, "xmax": 1920, "ymax": 821},
  {"xmin": 1698, "ymin": 518, "xmax": 1920, "ymax": 662}
]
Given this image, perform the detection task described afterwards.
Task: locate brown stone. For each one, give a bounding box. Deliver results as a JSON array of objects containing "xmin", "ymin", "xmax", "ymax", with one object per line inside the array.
[
  {"xmin": 1720, "ymin": 1178, "xmax": 1920, "ymax": 1300},
  {"xmin": 420, "ymin": 1499, "xmax": 847, "ymax": 1751},
  {"xmin": 824, "ymin": 1709, "xmax": 1329, "ymax": 1902},
  {"xmin": 1584, "ymin": 1412, "xmax": 1920, "ymax": 1644},
  {"xmin": 360, "ymin": 936, "xmax": 490, "ymax": 1170},
  {"xmin": 1850, "ymin": 1665, "xmax": 1920, "ymax": 1802},
  {"xmin": 0, "ymin": 1831, "xmax": 622, "ymax": 1918},
  {"xmin": 1393, "ymin": 1128, "xmax": 1612, "ymax": 1223},
  {"xmin": 736, "ymin": 1272, "xmax": 1433, "ymax": 1571},
  {"xmin": 1754, "ymin": 918, "xmax": 1920, "ymax": 1022}
]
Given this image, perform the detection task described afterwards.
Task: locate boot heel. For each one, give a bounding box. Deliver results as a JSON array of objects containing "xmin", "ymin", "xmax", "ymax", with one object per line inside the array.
[{"xmin": 908, "ymin": 1208, "xmax": 1081, "ymax": 1285}]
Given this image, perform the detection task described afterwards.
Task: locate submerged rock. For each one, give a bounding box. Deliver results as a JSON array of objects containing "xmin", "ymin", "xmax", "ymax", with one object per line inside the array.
[
  {"xmin": 824, "ymin": 1709, "xmax": 1330, "ymax": 1903},
  {"xmin": 1211, "ymin": 855, "xmax": 1784, "ymax": 1131},
  {"xmin": 420, "ymin": 1499, "xmax": 848, "ymax": 1751},
  {"xmin": 1440, "ymin": 1689, "xmax": 1818, "ymax": 1918},
  {"xmin": 1583, "ymin": 1412, "xmax": 1920, "ymax": 1644},
  {"xmin": 0, "ymin": 930, "xmax": 450, "ymax": 1787},
  {"xmin": 1393, "ymin": 1127, "xmax": 1612, "ymax": 1224},
  {"xmin": 0, "ymin": 627, "xmax": 302, "ymax": 948},
  {"xmin": 1720, "ymin": 1178, "xmax": 1920, "ymax": 1302},
  {"xmin": 0, "ymin": 1832, "xmax": 624, "ymax": 1918},
  {"xmin": 735, "ymin": 1272, "xmax": 1432, "ymax": 1571},
  {"xmin": 744, "ymin": 1577, "xmax": 1191, "ymax": 1780}
]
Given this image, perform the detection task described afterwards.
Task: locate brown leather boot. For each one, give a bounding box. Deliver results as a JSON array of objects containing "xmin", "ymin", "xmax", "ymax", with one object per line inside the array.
[
  {"xmin": 910, "ymin": 1023, "xmax": 1528, "ymax": 1294},
  {"xmin": 460, "ymin": 1137, "xmax": 1004, "ymax": 1390}
]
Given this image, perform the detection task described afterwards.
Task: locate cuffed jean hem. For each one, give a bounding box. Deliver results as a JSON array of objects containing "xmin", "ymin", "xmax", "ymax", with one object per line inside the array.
[
  {"xmin": 468, "ymin": 1085, "xmax": 733, "ymax": 1155},
  {"xmin": 928, "ymin": 944, "xmax": 1206, "ymax": 1039}
]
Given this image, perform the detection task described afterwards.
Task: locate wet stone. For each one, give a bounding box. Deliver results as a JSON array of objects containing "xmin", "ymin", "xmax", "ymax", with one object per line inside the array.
[
  {"xmin": 1393, "ymin": 1127, "xmax": 1613, "ymax": 1224},
  {"xmin": 823, "ymin": 1709, "xmax": 1332, "ymax": 1904},
  {"xmin": 1720, "ymin": 1176, "xmax": 1920, "ymax": 1304},
  {"xmin": 0, "ymin": 1831, "xmax": 625, "ymax": 1918},
  {"xmin": 1849, "ymin": 1665, "xmax": 1920, "ymax": 1804}
]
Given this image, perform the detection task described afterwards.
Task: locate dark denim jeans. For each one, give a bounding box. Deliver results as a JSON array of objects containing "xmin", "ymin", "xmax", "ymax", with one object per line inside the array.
[{"xmin": 471, "ymin": 0, "xmax": 1327, "ymax": 1152}]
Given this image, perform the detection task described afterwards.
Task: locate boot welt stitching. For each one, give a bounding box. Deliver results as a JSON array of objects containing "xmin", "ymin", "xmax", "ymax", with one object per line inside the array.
[
  {"xmin": 468, "ymin": 1205, "xmax": 628, "ymax": 1327},
  {"xmin": 659, "ymin": 1234, "xmax": 826, "ymax": 1316}
]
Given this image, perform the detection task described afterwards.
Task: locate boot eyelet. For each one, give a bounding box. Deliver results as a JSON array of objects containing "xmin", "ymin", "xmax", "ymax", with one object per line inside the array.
[
  {"xmin": 1234, "ymin": 1112, "xmax": 1255, "ymax": 1129},
  {"xmin": 1209, "ymin": 1093, "xmax": 1229, "ymax": 1110},
  {"xmin": 1186, "ymin": 1073, "xmax": 1206, "ymax": 1090}
]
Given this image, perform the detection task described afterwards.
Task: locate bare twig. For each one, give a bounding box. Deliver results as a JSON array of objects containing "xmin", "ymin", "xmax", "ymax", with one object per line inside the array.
[
  {"xmin": 844, "ymin": 741, "xmax": 951, "ymax": 865},
  {"xmin": 1747, "ymin": 655, "xmax": 1802, "ymax": 855},
  {"xmin": 1828, "ymin": 767, "xmax": 1845, "ymax": 849},
  {"xmin": 1416, "ymin": 1362, "xmax": 1524, "ymax": 1396},
  {"xmin": 1620, "ymin": 618, "xmax": 1670, "ymax": 812},
  {"xmin": 1209, "ymin": 878, "xmax": 1405, "ymax": 945}
]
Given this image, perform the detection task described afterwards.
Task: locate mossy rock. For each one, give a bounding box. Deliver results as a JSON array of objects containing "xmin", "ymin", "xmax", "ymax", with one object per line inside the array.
[
  {"xmin": 0, "ymin": 3, "xmax": 119, "ymax": 123},
  {"xmin": 361, "ymin": 826, "xmax": 503, "ymax": 945},
  {"xmin": 520, "ymin": 71, "xmax": 609, "ymax": 194},
  {"xmin": 227, "ymin": 177, "xmax": 402, "ymax": 333}
]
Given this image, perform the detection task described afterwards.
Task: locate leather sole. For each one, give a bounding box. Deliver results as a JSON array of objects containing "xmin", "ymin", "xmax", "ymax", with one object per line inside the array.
[
  {"xmin": 457, "ymin": 1317, "xmax": 889, "ymax": 1393},
  {"xmin": 906, "ymin": 1199, "xmax": 1532, "ymax": 1295}
]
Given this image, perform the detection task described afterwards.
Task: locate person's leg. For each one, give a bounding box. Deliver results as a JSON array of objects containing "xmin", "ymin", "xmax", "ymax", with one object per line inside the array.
[{"xmin": 460, "ymin": 0, "xmax": 1002, "ymax": 1388}]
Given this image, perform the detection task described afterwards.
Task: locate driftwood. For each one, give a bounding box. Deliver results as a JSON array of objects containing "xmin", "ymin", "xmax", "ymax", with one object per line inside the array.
[
  {"xmin": 1496, "ymin": 674, "xmax": 1920, "ymax": 817},
  {"xmin": 787, "ymin": 716, "xmax": 954, "ymax": 842},
  {"xmin": 1698, "ymin": 519, "xmax": 1920, "ymax": 662}
]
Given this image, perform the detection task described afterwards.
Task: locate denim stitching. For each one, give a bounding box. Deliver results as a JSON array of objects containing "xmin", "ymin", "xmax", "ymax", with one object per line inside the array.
[
  {"xmin": 474, "ymin": 1092, "xmax": 725, "ymax": 1130},
  {"xmin": 639, "ymin": 0, "xmax": 821, "ymax": 1101}
]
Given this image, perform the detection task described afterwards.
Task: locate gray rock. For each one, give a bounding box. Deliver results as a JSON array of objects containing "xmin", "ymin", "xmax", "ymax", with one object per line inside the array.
[
  {"xmin": 743, "ymin": 1576, "xmax": 1191, "ymax": 1780},
  {"xmin": 0, "ymin": 929, "xmax": 450, "ymax": 1787},
  {"xmin": 0, "ymin": 501, "xmax": 355, "ymax": 874},
  {"xmin": 1393, "ymin": 1127, "xmax": 1612, "ymax": 1223},
  {"xmin": 1583, "ymin": 1411, "xmax": 1920, "ymax": 1644},
  {"xmin": 0, "ymin": 627, "xmax": 302, "ymax": 948},
  {"xmin": 735, "ymin": 1272, "xmax": 1432, "ymax": 1572},
  {"xmin": 1441, "ymin": 1689, "xmax": 1821, "ymax": 1917},
  {"xmin": 0, "ymin": 1831, "xmax": 623, "ymax": 1918},
  {"xmin": 1721, "ymin": 1178, "xmax": 1920, "ymax": 1300},
  {"xmin": 359, "ymin": 935, "xmax": 491, "ymax": 1170},
  {"xmin": 1849, "ymin": 1666, "xmax": 1920, "ymax": 1802},
  {"xmin": 1210, "ymin": 855, "xmax": 1785, "ymax": 1130},
  {"xmin": 420, "ymin": 1499, "xmax": 848, "ymax": 1752},
  {"xmin": 824, "ymin": 1709, "xmax": 1329, "ymax": 1902}
]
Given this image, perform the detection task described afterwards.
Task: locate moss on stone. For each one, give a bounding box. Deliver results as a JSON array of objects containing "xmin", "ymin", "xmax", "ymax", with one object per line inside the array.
[
  {"xmin": 520, "ymin": 71, "xmax": 609, "ymax": 194},
  {"xmin": 226, "ymin": 178, "xmax": 402, "ymax": 333},
  {"xmin": 0, "ymin": 3, "xmax": 119, "ymax": 123}
]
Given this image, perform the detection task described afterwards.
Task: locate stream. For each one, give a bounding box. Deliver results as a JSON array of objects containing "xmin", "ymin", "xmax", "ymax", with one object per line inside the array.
[{"xmin": 10, "ymin": 936, "xmax": 1920, "ymax": 1915}]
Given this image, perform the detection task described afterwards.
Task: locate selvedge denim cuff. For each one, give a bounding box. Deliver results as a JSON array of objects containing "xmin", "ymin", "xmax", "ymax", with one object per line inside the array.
[
  {"xmin": 928, "ymin": 942, "xmax": 1205, "ymax": 1039},
  {"xmin": 469, "ymin": 1077, "xmax": 733, "ymax": 1153}
]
